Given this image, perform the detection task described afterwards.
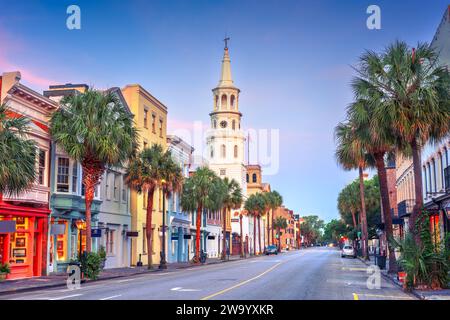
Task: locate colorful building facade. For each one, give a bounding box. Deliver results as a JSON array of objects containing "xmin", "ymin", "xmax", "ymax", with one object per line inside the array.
[
  {"xmin": 0, "ymin": 71, "xmax": 57, "ymax": 279},
  {"xmin": 121, "ymin": 84, "xmax": 168, "ymax": 267}
]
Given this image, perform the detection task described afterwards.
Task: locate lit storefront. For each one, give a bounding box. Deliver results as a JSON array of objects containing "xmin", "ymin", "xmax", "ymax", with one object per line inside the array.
[{"xmin": 0, "ymin": 205, "xmax": 49, "ymax": 279}]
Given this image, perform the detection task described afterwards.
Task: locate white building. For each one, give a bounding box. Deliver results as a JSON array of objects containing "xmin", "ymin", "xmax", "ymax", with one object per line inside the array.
[{"xmin": 205, "ymin": 42, "xmax": 249, "ymax": 254}]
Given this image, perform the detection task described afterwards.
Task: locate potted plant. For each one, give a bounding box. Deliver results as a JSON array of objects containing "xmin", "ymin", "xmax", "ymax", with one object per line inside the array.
[{"xmin": 0, "ymin": 263, "xmax": 11, "ymax": 281}]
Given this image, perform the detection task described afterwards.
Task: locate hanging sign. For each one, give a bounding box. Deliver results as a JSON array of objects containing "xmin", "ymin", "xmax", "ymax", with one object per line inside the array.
[
  {"xmin": 50, "ymin": 224, "xmax": 66, "ymax": 235},
  {"xmin": 0, "ymin": 220, "xmax": 16, "ymax": 233},
  {"xmin": 91, "ymin": 229, "xmax": 102, "ymax": 238}
]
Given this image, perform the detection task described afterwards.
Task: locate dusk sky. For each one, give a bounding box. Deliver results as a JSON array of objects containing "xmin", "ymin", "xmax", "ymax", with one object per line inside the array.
[{"xmin": 0, "ymin": 0, "xmax": 448, "ymax": 222}]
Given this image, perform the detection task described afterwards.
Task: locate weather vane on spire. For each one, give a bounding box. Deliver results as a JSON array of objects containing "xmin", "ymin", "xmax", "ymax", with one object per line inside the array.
[{"xmin": 224, "ymin": 35, "xmax": 230, "ymax": 49}]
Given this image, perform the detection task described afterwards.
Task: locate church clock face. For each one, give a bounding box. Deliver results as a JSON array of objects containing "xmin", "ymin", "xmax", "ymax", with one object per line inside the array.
[{"xmin": 220, "ymin": 120, "xmax": 228, "ymax": 128}]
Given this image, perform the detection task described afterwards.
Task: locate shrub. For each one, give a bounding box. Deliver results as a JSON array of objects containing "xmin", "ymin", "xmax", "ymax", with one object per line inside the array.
[
  {"xmin": 79, "ymin": 252, "xmax": 103, "ymax": 280},
  {"xmin": 0, "ymin": 263, "xmax": 10, "ymax": 274},
  {"xmin": 392, "ymin": 210, "xmax": 449, "ymax": 290}
]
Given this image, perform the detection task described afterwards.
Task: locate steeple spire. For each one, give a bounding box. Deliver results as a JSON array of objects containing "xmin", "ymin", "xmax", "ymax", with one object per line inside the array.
[{"xmin": 218, "ymin": 37, "xmax": 234, "ymax": 88}]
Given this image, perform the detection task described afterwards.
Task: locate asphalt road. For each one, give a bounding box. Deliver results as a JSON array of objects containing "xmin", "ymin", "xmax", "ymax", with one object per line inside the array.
[{"xmin": 3, "ymin": 247, "xmax": 416, "ymax": 300}]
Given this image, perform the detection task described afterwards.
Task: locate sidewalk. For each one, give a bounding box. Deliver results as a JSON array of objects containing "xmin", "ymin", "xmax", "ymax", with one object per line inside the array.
[
  {"xmin": 0, "ymin": 254, "xmax": 250, "ymax": 296},
  {"xmin": 358, "ymin": 255, "xmax": 450, "ymax": 300}
]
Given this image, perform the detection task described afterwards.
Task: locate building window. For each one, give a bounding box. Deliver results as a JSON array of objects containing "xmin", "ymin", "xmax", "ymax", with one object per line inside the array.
[
  {"xmin": 122, "ymin": 177, "xmax": 127, "ymax": 202},
  {"xmin": 221, "ymin": 144, "xmax": 226, "ymax": 158},
  {"xmin": 72, "ymin": 162, "xmax": 78, "ymax": 194},
  {"xmin": 252, "ymin": 173, "xmax": 257, "ymax": 183},
  {"xmin": 246, "ymin": 174, "xmax": 249, "ymax": 183},
  {"xmin": 220, "ymin": 169, "xmax": 226, "ymax": 176},
  {"xmin": 230, "ymin": 95, "xmax": 235, "ymax": 109},
  {"xmin": 159, "ymin": 119, "xmax": 163, "ymax": 138},
  {"xmin": 152, "ymin": 114, "xmax": 156, "ymax": 133},
  {"xmin": 423, "ymin": 166, "xmax": 428, "ymax": 195},
  {"xmin": 234, "ymin": 145, "xmax": 238, "ymax": 158},
  {"xmin": 106, "ymin": 173, "xmax": 111, "ymax": 200},
  {"xmin": 432, "ymin": 158, "xmax": 437, "ymax": 193},
  {"xmin": 142, "ymin": 227, "xmax": 147, "ymax": 254},
  {"xmin": 143, "ymin": 109, "xmax": 148, "ymax": 128},
  {"xmin": 38, "ymin": 149, "xmax": 46, "ymax": 185},
  {"xmin": 210, "ymin": 146, "xmax": 214, "ymax": 158},
  {"xmin": 114, "ymin": 174, "xmax": 120, "ymax": 201},
  {"xmin": 143, "ymin": 141, "xmax": 148, "ymax": 149},
  {"xmin": 106, "ymin": 228, "xmax": 115, "ymax": 255},
  {"xmin": 213, "ymin": 120, "xmax": 217, "ymax": 129},
  {"xmin": 57, "ymin": 157, "xmax": 70, "ymax": 192}
]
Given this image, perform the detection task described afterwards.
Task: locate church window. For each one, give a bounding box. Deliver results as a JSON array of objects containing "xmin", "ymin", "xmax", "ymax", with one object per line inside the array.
[
  {"xmin": 210, "ymin": 147, "xmax": 214, "ymax": 158},
  {"xmin": 215, "ymin": 95, "xmax": 219, "ymax": 110},
  {"xmin": 220, "ymin": 120, "xmax": 227, "ymax": 128},
  {"xmin": 230, "ymin": 95, "xmax": 235, "ymax": 109},
  {"xmin": 252, "ymin": 173, "xmax": 257, "ymax": 183},
  {"xmin": 221, "ymin": 144, "xmax": 226, "ymax": 158},
  {"xmin": 232, "ymin": 120, "xmax": 236, "ymax": 130},
  {"xmin": 221, "ymin": 94, "xmax": 227, "ymax": 109},
  {"xmin": 234, "ymin": 145, "xmax": 238, "ymax": 158}
]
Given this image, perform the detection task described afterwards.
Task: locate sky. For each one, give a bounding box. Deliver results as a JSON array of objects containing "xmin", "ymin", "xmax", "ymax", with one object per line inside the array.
[{"xmin": 0, "ymin": 0, "xmax": 448, "ymax": 222}]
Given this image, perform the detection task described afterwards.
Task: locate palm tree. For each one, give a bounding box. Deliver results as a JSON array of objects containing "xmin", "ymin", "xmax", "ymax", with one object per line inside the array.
[
  {"xmin": 51, "ymin": 89, "xmax": 138, "ymax": 253},
  {"xmin": 335, "ymin": 120, "xmax": 372, "ymax": 260},
  {"xmin": 244, "ymin": 193, "xmax": 266, "ymax": 255},
  {"xmin": 234, "ymin": 210, "xmax": 247, "ymax": 258},
  {"xmin": 362, "ymin": 42, "xmax": 450, "ymax": 235},
  {"xmin": 273, "ymin": 216, "xmax": 287, "ymax": 252},
  {"xmin": 180, "ymin": 167, "xmax": 222, "ymax": 263},
  {"xmin": 345, "ymin": 97, "xmax": 398, "ymax": 272},
  {"xmin": 219, "ymin": 178, "xmax": 243, "ymax": 260},
  {"xmin": 0, "ymin": 104, "xmax": 36, "ymax": 201},
  {"xmin": 266, "ymin": 191, "xmax": 283, "ymax": 245},
  {"xmin": 126, "ymin": 144, "xmax": 171, "ymax": 269}
]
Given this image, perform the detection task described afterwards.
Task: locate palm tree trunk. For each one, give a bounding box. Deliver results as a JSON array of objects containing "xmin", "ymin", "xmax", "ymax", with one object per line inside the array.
[
  {"xmin": 195, "ymin": 205, "xmax": 202, "ymax": 263},
  {"xmin": 358, "ymin": 166, "xmax": 369, "ymax": 260},
  {"xmin": 258, "ymin": 215, "xmax": 262, "ymax": 254},
  {"xmin": 221, "ymin": 207, "xmax": 227, "ymax": 260},
  {"xmin": 239, "ymin": 215, "xmax": 244, "ymax": 258},
  {"xmin": 271, "ymin": 216, "xmax": 275, "ymax": 245},
  {"xmin": 146, "ymin": 188, "xmax": 155, "ymax": 269},
  {"xmin": 410, "ymin": 138, "xmax": 424, "ymax": 239},
  {"xmin": 253, "ymin": 215, "xmax": 257, "ymax": 255},
  {"xmin": 267, "ymin": 210, "xmax": 270, "ymax": 246},
  {"xmin": 374, "ymin": 152, "xmax": 397, "ymax": 273},
  {"xmin": 351, "ymin": 209, "xmax": 357, "ymax": 229}
]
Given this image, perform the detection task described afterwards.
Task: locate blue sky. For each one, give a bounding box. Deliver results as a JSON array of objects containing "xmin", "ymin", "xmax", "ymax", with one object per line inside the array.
[{"xmin": 0, "ymin": 0, "xmax": 448, "ymax": 222}]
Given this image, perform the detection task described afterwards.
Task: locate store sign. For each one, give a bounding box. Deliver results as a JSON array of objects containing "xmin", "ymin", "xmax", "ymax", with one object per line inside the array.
[
  {"xmin": 91, "ymin": 229, "xmax": 102, "ymax": 238},
  {"xmin": 207, "ymin": 235, "xmax": 215, "ymax": 240},
  {"xmin": 126, "ymin": 231, "xmax": 139, "ymax": 237},
  {"xmin": 50, "ymin": 224, "xmax": 66, "ymax": 235},
  {"xmin": 0, "ymin": 220, "xmax": 16, "ymax": 233},
  {"xmin": 183, "ymin": 234, "xmax": 191, "ymax": 239},
  {"xmin": 171, "ymin": 235, "xmax": 179, "ymax": 241}
]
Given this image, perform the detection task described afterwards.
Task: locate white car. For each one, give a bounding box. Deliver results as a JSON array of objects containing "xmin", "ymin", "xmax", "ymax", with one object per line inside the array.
[{"xmin": 341, "ymin": 245, "xmax": 356, "ymax": 258}]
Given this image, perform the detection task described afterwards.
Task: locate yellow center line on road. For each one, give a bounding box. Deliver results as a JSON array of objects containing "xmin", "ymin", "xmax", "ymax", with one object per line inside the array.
[
  {"xmin": 353, "ymin": 293, "xmax": 359, "ymax": 300},
  {"xmin": 358, "ymin": 293, "xmax": 414, "ymax": 300},
  {"xmin": 200, "ymin": 261, "xmax": 283, "ymax": 300}
]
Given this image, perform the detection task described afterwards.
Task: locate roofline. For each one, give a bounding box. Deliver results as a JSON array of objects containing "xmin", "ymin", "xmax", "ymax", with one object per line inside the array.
[{"xmin": 122, "ymin": 84, "xmax": 168, "ymax": 113}]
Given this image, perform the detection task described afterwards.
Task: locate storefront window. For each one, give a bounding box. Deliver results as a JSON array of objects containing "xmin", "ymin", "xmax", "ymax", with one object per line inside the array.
[
  {"xmin": 11, "ymin": 216, "xmax": 31, "ymax": 265},
  {"xmin": 50, "ymin": 219, "xmax": 69, "ymax": 263}
]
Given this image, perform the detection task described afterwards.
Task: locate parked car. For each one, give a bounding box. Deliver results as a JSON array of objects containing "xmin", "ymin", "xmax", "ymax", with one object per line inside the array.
[
  {"xmin": 341, "ymin": 245, "xmax": 356, "ymax": 258},
  {"xmin": 265, "ymin": 245, "xmax": 278, "ymax": 255}
]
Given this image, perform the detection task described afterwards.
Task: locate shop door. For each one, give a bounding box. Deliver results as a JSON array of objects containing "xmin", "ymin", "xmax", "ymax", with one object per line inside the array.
[{"xmin": 0, "ymin": 235, "xmax": 6, "ymax": 264}]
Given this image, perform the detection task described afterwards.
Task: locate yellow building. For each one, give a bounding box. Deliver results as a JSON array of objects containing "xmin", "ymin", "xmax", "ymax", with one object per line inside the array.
[{"xmin": 121, "ymin": 84, "xmax": 168, "ymax": 266}]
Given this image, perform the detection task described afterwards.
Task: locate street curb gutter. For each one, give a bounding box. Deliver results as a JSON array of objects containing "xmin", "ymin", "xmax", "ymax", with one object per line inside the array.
[
  {"xmin": 357, "ymin": 257, "xmax": 424, "ymax": 300},
  {"xmin": 0, "ymin": 253, "xmax": 267, "ymax": 297}
]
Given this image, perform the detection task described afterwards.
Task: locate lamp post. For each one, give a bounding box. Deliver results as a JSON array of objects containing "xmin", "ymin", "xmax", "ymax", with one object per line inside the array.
[
  {"xmin": 75, "ymin": 219, "xmax": 86, "ymax": 258},
  {"xmin": 159, "ymin": 179, "xmax": 167, "ymax": 270}
]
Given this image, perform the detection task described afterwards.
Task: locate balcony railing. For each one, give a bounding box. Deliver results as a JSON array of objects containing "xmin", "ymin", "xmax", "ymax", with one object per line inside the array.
[
  {"xmin": 397, "ymin": 199, "xmax": 415, "ymax": 218},
  {"xmin": 444, "ymin": 166, "xmax": 450, "ymax": 193}
]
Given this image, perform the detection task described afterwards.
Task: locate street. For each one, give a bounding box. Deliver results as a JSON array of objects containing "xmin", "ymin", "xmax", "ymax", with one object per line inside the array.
[{"xmin": 2, "ymin": 248, "xmax": 416, "ymax": 300}]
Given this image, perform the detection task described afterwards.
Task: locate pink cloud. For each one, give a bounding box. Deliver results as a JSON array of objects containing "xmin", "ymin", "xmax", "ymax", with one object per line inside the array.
[{"xmin": 0, "ymin": 27, "xmax": 57, "ymax": 89}]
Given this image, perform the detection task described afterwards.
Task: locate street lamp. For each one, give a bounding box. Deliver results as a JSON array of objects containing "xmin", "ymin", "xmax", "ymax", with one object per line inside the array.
[
  {"xmin": 75, "ymin": 219, "xmax": 86, "ymax": 258},
  {"xmin": 159, "ymin": 179, "xmax": 168, "ymax": 270}
]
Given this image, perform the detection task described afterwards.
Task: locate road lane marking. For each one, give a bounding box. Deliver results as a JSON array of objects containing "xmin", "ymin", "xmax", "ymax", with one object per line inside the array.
[
  {"xmin": 353, "ymin": 293, "xmax": 359, "ymax": 300},
  {"xmin": 99, "ymin": 294, "xmax": 122, "ymax": 300},
  {"xmin": 342, "ymin": 267, "xmax": 367, "ymax": 271},
  {"xmin": 49, "ymin": 293, "xmax": 83, "ymax": 300},
  {"xmin": 200, "ymin": 261, "xmax": 283, "ymax": 300},
  {"xmin": 171, "ymin": 287, "xmax": 201, "ymax": 292},
  {"xmin": 117, "ymin": 278, "xmax": 135, "ymax": 283}
]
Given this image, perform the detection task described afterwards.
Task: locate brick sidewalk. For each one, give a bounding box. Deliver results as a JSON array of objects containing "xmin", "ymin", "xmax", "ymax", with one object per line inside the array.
[{"xmin": 0, "ymin": 254, "xmax": 249, "ymax": 296}]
